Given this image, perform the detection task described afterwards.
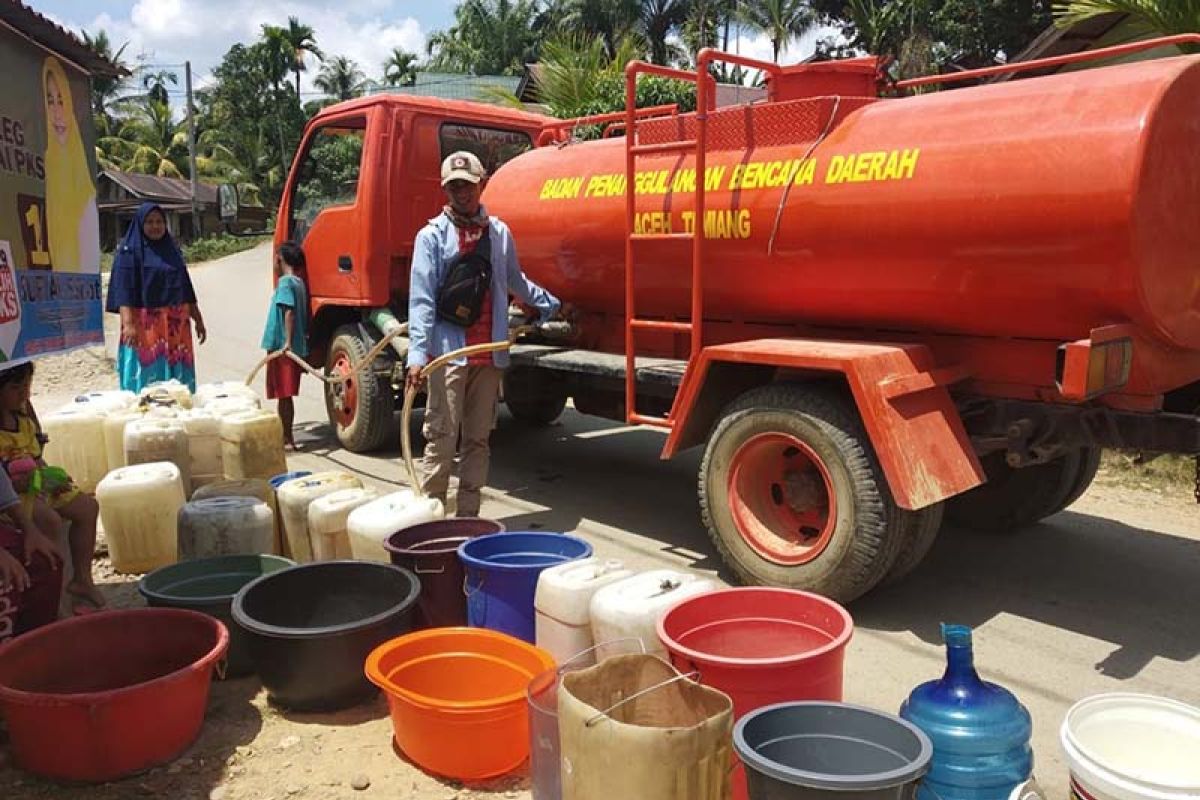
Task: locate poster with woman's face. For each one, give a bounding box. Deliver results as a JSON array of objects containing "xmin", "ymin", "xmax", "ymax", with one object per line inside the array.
[{"xmin": 0, "ymin": 30, "xmax": 104, "ymax": 364}]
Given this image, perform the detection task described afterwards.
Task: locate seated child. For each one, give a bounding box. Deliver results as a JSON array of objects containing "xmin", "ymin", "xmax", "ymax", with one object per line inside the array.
[
  {"xmin": 0, "ymin": 362, "xmax": 104, "ymax": 611},
  {"xmin": 0, "ymin": 466, "xmax": 64, "ymax": 642}
]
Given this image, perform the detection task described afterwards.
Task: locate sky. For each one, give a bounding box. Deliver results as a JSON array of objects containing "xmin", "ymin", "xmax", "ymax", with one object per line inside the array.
[{"xmin": 33, "ymin": 0, "xmax": 824, "ymax": 98}]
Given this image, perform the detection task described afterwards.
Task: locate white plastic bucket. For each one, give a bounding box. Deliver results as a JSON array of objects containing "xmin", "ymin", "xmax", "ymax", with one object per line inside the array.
[{"xmin": 1061, "ymin": 693, "xmax": 1200, "ymax": 800}]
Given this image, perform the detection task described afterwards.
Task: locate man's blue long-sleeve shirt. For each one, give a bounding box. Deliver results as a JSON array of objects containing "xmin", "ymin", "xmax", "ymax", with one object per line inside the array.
[{"xmin": 406, "ymin": 208, "xmax": 560, "ymax": 369}]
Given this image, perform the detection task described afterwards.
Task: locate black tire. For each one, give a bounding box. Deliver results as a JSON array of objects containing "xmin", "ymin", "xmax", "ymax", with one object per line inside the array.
[
  {"xmin": 503, "ymin": 367, "xmax": 568, "ymax": 426},
  {"xmin": 324, "ymin": 325, "xmax": 394, "ymax": 453},
  {"xmin": 946, "ymin": 449, "xmax": 1084, "ymax": 533},
  {"xmin": 881, "ymin": 502, "xmax": 945, "ymax": 586},
  {"xmin": 699, "ymin": 384, "xmax": 912, "ymax": 603},
  {"xmin": 1054, "ymin": 446, "xmax": 1102, "ymax": 513}
]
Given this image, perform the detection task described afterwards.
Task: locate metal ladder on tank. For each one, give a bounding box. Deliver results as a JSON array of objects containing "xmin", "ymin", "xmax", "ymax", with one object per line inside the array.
[
  {"xmin": 621, "ymin": 51, "xmax": 784, "ymax": 429},
  {"xmin": 621, "ymin": 62, "xmax": 714, "ymax": 429}
]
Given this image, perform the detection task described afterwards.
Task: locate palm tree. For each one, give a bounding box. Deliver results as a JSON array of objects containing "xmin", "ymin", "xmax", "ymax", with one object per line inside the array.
[
  {"xmin": 282, "ymin": 17, "xmax": 324, "ymax": 102},
  {"xmin": 1054, "ymin": 1, "xmax": 1200, "ymax": 52},
  {"xmin": 141, "ymin": 69, "xmax": 179, "ymax": 105},
  {"xmin": 641, "ymin": 0, "xmax": 691, "ymax": 64},
  {"xmin": 315, "ymin": 56, "xmax": 366, "ymax": 100},
  {"xmin": 383, "ymin": 48, "xmax": 419, "ymax": 86},
  {"xmin": 80, "ymin": 29, "xmax": 130, "ymax": 119},
  {"xmin": 100, "ymin": 98, "xmax": 188, "ymax": 178},
  {"xmin": 427, "ymin": 0, "xmax": 545, "ymax": 75},
  {"xmin": 259, "ymin": 24, "xmax": 294, "ymax": 93},
  {"xmin": 559, "ymin": 0, "xmax": 642, "ymax": 59},
  {"xmin": 739, "ymin": 0, "xmax": 814, "ymax": 62}
]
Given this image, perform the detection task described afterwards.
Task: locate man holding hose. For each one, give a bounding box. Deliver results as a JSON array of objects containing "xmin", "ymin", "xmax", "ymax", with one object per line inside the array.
[{"xmin": 406, "ymin": 151, "xmax": 565, "ymax": 517}]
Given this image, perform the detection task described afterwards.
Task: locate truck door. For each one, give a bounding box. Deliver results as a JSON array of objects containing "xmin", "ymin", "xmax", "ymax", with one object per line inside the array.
[{"xmin": 284, "ymin": 114, "xmax": 369, "ymax": 304}]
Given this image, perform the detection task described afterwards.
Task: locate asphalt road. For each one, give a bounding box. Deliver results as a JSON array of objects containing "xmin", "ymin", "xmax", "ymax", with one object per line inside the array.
[{"xmin": 187, "ymin": 242, "xmax": 1199, "ymax": 798}]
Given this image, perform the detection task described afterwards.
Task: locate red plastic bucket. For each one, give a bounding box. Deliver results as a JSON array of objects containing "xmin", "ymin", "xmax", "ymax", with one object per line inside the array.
[
  {"xmin": 0, "ymin": 608, "xmax": 228, "ymax": 782},
  {"xmin": 657, "ymin": 588, "xmax": 853, "ymax": 800}
]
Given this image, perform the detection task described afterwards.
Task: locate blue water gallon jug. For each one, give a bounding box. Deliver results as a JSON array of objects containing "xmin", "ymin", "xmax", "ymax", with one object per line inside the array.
[{"xmin": 900, "ymin": 624, "xmax": 1033, "ymax": 800}]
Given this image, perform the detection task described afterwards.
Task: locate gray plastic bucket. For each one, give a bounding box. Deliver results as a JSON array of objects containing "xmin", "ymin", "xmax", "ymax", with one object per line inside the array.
[{"xmin": 734, "ymin": 702, "xmax": 933, "ymax": 800}]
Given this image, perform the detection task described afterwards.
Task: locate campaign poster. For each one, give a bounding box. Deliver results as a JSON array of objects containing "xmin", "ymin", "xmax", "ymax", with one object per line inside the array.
[{"xmin": 0, "ymin": 27, "xmax": 104, "ymax": 364}]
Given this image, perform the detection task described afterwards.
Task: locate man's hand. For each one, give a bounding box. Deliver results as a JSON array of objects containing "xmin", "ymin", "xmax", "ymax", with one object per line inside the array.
[
  {"xmin": 0, "ymin": 548, "xmax": 30, "ymax": 593},
  {"xmin": 406, "ymin": 366, "xmax": 425, "ymax": 392},
  {"xmin": 23, "ymin": 528, "xmax": 64, "ymax": 567}
]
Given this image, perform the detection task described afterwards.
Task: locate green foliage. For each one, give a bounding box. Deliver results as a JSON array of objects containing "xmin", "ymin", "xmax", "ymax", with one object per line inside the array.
[
  {"xmin": 529, "ymin": 35, "xmax": 695, "ymax": 138},
  {"xmin": 814, "ymin": 0, "xmax": 1053, "ymax": 77},
  {"xmin": 80, "ymin": 30, "xmax": 131, "ymax": 118},
  {"xmin": 426, "ymin": 0, "xmax": 547, "ymax": 74},
  {"xmin": 200, "ymin": 40, "xmax": 306, "ymax": 205},
  {"xmin": 182, "ymin": 234, "xmax": 271, "ymax": 264},
  {"xmin": 294, "ymin": 130, "xmax": 364, "ymax": 214},
  {"xmin": 739, "ymin": 0, "xmax": 817, "ymax": 62},
  {"xmin": 383, "ymin": 48, "xmax": 420, "ymax": 86},
  {"xmin": 314, "ymin": 56, "xmax": 366, "ymax": 100}
]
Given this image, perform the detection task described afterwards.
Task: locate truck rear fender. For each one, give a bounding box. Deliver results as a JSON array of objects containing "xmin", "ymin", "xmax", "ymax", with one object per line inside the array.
[{"xmin": 664, "ymin": 339, "xmax": 984, "ymax": 510}]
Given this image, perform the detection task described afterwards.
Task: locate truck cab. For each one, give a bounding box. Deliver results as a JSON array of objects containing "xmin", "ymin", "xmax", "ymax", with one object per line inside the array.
[{"xmin": 275, "ymin": 96, "xmax": 553, "ymax": 450}]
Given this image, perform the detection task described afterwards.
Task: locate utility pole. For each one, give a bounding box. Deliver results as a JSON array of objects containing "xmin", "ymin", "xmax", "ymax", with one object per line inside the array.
[{"xmin": 185, "ymin": 61, "xmax": 200, "ymax": 240}]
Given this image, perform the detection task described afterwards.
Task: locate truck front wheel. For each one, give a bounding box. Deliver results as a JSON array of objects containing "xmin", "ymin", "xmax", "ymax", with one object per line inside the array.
[
  {"xmin": 699, "ymin": 384, "xmax": 911, "ymax": 603},
  {"xmin": 325, "ymin": 325, "xmax": 394, "ymax": 453}
]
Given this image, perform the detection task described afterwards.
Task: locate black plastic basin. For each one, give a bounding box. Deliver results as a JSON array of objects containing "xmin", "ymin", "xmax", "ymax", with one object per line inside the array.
[
  {"xmin": 139, "ymin": 554, "xmax": 295, "ymax": 678},
  {"xmin": 231, "ymin": 560, "xmax": 420, "ymax": 710}
]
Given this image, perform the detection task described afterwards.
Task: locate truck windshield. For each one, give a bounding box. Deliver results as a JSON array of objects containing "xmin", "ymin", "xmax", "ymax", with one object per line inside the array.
[
  {"xmin": 439, "ymin": 123, "xmax": 533, "ymax": 175},
  {"xmin": 289, "ymin": 120, "xmax": 366, "ymax": 243}
]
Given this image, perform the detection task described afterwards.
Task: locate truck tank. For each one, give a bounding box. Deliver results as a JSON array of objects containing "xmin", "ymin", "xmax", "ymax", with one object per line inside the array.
[{"xmin": 485, "ymin": 56, "xmax": 1200, "ymax": 395}]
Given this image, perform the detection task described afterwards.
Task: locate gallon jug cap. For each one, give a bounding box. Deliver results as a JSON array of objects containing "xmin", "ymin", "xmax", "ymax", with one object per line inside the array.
[
  {"xmin": 655, "ymin": 577, "xmax": 682, "ymax": 595},
  {"xmin": 941, "ymin": 623, "xmax": 972, "ymax": 647}
]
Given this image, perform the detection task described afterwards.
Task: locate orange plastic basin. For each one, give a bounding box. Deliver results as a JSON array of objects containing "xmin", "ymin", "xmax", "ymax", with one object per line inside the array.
[{"xmin": 365, "ymin": 627, "xmax": 555, "ymax": 780}]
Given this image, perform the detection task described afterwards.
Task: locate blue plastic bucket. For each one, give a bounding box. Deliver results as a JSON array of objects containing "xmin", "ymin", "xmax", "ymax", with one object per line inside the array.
[
  {"xmin": 458, "ymin": 532, "xmax": 592, "ymax": 643},
  {"xmin": 269, "ymin": 471, "xmax": 311, "ymax": 489}
]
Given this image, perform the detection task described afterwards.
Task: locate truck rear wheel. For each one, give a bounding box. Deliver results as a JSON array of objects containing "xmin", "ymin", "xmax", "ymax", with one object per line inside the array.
[
  {"xmin": 325, "ymin": 325, "xmax": 394, "ymax": 453},
  {"xmin": 946, "ymin": 448, "xmax": 1086, "ymax": 532},
  {"xmin": 503, "ymin": 367, "xmax": 568, "ymax": 426},
  {"xmin": 882, "ymin": 502, "xmax": 945, "ymax": 585},
  {"xmin": 1054, "ymin": 446, "xmax": 1102, "ymax": 514},
  {"xmin": 699, "ymin": 384, "xmax": 910, "ymax": 603}
]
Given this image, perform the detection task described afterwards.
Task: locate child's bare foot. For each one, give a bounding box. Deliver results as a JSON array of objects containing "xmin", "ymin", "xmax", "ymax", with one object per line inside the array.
[
  {"xmin": 284, "ymin": 439, "xmax": 302, "ymax": 452},
  {"xmin": 67, "ymin": 581, "xmax": 107, "ymax": 609}
]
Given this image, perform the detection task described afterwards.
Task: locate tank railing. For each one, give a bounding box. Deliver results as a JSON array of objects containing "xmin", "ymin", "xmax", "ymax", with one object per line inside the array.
[
  {"xmin": 895, "ymin": 33, "xmax": 1200, "ymax": 90},
  {"xmin": 696, "ymin": 48, "xmax": 786, "ymax": 101},
  {"xmin": 539, "ymin": 104, "xmax": 679, "ymax": 145}
]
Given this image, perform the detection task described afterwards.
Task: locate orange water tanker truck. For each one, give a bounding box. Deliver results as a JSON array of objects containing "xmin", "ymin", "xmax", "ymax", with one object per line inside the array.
[{"xmin": 275, "ymin": 37, "xmax": 1200, "ymax": 601}]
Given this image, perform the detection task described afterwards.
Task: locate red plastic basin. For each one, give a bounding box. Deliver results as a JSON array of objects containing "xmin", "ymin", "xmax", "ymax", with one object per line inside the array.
[
  {"xmin": 658, "ymin": 587, "xmax": 854, "ymax": 800},
  {"xmin": 0, "ymin": 608, "xmax": 228, "ymax": 782}
]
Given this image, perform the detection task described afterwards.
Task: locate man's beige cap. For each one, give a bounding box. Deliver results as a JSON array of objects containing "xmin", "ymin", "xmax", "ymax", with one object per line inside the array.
[{"xmin": 441, "ymin": 151, "xmax": 486, "ymax": 186}]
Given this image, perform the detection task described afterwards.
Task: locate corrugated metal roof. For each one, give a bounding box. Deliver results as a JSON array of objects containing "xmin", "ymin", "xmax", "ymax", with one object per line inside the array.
[
  {"xmin": 101, "ymin": 169, "xmax": 218, "ymax": 205},
  {"xmin": 0, "ymin": 0, "xmax": 126, "ymax": 76},
  {"xmin": 368, "ymin": 72, "xmax": 522, "ymax": 102},
  {"xmin": 1001, "ymin": 13, "xmax": 1180, "ymax": 81}
]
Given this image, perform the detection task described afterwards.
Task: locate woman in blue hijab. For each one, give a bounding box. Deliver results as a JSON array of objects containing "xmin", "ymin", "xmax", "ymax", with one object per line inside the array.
[{"xmin": 105, "ymin": 203, "xmax": 207, "ymax": 392}]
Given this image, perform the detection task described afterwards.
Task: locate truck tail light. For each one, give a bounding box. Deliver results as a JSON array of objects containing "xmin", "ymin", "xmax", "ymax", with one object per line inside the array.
[{"xmin": 1056, "ymin": 328, "xmax": 1133, "ymax": 401}]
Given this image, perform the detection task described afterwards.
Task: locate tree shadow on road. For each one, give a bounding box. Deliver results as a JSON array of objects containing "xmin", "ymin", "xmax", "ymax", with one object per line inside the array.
[{"xmin": 855, "ymin": 512, "xmax": 1200, "ymax": 680}]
